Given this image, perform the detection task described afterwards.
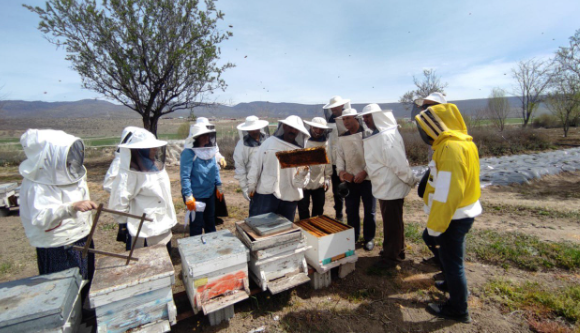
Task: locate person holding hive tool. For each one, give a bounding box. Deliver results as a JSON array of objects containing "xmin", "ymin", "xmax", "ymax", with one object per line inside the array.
[
  {"xmin": 335, "ymin": 108, "xmax": 376, "ymax": 251},
  {"xmin": 297, "ymin": 117, "xmax": 332, "ymax": 220},
  {"xmin": 415, "ymin": 102, "xmax": 482, "ymax": 323},
  {"xmin": 246, "ymin": 115, "xmax": 311, "ymax": 222}
]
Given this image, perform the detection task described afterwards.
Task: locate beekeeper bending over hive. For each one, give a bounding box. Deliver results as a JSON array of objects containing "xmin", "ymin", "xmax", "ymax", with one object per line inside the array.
[
  {"xmin": 19, "ymin": 129, "xmax": 98, "ymax": 280},
  {"xmin": 247, "ymin": 115, "xmax": 311, "ymax": 222},
  {"xmin": 233, "ymin": 115, "xmax": 270, "ymax": 203},
  {"xmin": 103, "ymin": 126, "xmax": 152, "ymax": 248},
  {"xmin": 108, "ymin": 130, "xmax": 177, "ymax": 251},
  {"xmin": 180, "ymin": 123, "xmax": 223, "ymax": 236}
]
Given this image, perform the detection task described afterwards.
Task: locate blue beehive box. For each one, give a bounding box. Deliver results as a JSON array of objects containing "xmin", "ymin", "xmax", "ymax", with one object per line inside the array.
[{"xmin": 0, "ymin": 268, "xmax": 82, "ymax": 333}]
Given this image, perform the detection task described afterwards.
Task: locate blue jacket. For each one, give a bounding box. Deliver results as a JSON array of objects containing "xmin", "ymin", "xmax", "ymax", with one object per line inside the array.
[{"xmin": 180, "ymin": 149, "xmax": 222, "ymax": 199}]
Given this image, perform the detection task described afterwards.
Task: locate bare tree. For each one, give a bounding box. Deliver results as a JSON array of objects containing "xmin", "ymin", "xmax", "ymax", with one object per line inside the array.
[
  {"xmin": 25, "ymin": 0, "xmax": 233, "ymax": 135},
  {"xmin": 512, "ymin": 58, "xmax": 553, "ymax": 127},
  {"xmin": 399, "ymin": 69, "xmax": 448, "ymax": 110},
  {"xmin": 485, "ymin": 88, "xmax": 511, "ymax": 131}
]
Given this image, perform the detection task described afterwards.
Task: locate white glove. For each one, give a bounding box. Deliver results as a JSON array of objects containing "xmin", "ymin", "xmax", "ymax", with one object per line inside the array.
[
  {"xmin": 242, "ymin": 190, "xmax": 251, "ymax": 202},
  {"xmin": 323, "ymin": 179, "xmax": 331, "ymax": 192}
]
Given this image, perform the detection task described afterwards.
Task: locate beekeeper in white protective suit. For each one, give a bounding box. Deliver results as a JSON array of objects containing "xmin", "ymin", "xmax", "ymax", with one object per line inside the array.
[
  {"xmin": 103, "ymin": 126, "xmax": 153, "ymax": 246},
  {"xmin": 247, "ymin": 115, "xmax": 311, "ymax": 222},
  {"xmin": 336, "ymin": 108, "xmax": 377, "ymax": 251},
  {"xmin": 322, "ymin": 96, "xmax": 351, "ymax": 222},
  {"xmin": 359, "ymin": 104, "xmax": 417, "ymax": 268},
  {"xmin": 233, "ymin": 115, "xmax": 270, "ymax": 203},
  {"xmin": 108, "ymin": 130, "xmax": 177, "ymax": 251},
  {"xmin": 19, "ymin": 129, "xmax": 98, "ymax": 281},
  {"xmin": 195, "ymin": 117, "xmax": 227, "ymax": 168},
  {"xmin": 297, "ymin": 117, "xmax": 332, "ymax": 220}
]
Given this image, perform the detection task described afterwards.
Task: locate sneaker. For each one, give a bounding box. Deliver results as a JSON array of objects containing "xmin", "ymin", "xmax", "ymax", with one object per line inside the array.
[
  {"xmin": 364, "ymin": 240, "xmax": 375, "ymax": 251},
  {"xmin": 426, "ymin": 302, "xmax": 472, "ymax": 323}
]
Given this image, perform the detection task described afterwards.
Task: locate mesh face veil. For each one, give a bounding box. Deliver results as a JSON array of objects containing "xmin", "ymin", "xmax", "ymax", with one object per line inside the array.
[
  {"xmin": 129, "ymin": 146, "xmax": 167, "ymax": 172},
  {"xmin": 240, "ymin": 127, "xmax": 270, "ymax": 147},
  {"xmin": 66, "ymin": 140, "xmax": 85, "ymax": 180}
]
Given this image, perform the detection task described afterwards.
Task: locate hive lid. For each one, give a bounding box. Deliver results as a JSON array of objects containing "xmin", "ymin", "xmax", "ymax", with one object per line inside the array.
[
  {"xmin": 177, "ymin": 229, "xmax": 248, "ymax": 268},
  {"xmin": 0, "ymin": 268, "xmax": 81, "ymax": 330},
  {"xmin": 90, "ymin": 245, "xmax": 174, "ymax": 297},
  {"xmin": 245, "ymin": 213, "xmax": 293, "ymax": 236}
]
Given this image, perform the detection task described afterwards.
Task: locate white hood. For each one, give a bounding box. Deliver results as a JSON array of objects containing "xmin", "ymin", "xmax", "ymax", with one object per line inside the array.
[
  {"xmin": 19, "ymin": 129, "xmax": 86, "ymax": 186},
  {"xmin": 369, "ymin": 110, "xmax": 398, "ymax": 133}
]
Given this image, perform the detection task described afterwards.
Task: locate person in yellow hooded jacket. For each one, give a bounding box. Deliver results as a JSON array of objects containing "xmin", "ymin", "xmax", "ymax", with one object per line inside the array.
[{"xmin": 415, "ymin": 103, "xmax": 481, "ymax": 323}]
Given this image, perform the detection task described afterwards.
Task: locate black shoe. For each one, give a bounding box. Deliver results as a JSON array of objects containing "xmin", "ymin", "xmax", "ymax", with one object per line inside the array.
[
  {"xmin": 364, "ymin": 240, "xmax": 374, "ymax": 251},
  {"xmin": 336, "ymin": 214, "xmax": 344, "ymax": 222},
  {"xmin": 426, "ymin": 303, "xmax": 472, "ymax": 323},
  {"xmin": 433, "ymin": 272, "xmax": 445, "ymax": 281},
  {"xmin": 435, "ymin": 281, "xmax": 448, "ymax": 292}
]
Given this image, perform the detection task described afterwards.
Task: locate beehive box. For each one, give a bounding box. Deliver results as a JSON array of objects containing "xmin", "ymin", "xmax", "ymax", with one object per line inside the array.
[
  {"xmin": 89, "ymin": 245, "xmax": 176, "ymax": 333},
  {"xmin": 0, "ymin": 268, "xmax": 82, "ymax": 333},
  {"xmin": 235, "ymin": 214, "xmax": 310, "ymax": 294},
  {"xmin": 295, "ymin": 215, "xmax": 357, "ymax": 273},
  {"xmin": 178, "ymin": 230, "xmax": 250, "ymax": 318}
]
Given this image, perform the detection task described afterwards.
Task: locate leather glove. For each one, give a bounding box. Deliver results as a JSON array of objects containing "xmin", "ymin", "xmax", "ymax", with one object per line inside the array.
[
  {"xmin": 218, "ymin": 157, "xmax": 227, "ymax": 168},
  {"xmin": 185, "ymin": 195, "xmax": 196, "ymax": 211},
  {"xmin": 249, "ymin": 191, "xmax": 255, "ymax": 198},
  {"xmin": 216, "ymin": 186, "xmax": 224, "ymax": 201},
  {"xmin": 242, "ymin": 190, "xmax": 251, "ymax": 202}
]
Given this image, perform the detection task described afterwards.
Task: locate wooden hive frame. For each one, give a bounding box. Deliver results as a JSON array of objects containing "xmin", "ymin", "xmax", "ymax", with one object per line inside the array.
[{"xmin": 275, "ymin": 146, "xmax": 329, "ymax": 169}]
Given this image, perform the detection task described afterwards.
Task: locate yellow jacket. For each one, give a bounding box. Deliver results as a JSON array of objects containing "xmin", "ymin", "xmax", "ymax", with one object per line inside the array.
[{"xmin": 415, "ymin": 103, "xmax": 481, "ymax": 235}]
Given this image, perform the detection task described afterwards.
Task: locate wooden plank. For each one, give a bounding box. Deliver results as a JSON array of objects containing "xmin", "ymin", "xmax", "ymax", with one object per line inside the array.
[
  {"xmin": 235, "ymin": 221, "xmax": 302, "ymax": 244},
  {"xmin": 252, "ymin": 238, "xmax": 307, "ymax": 260},
  {"xmin": 82, "ymin": 203, "xmax": 103, "ymax": 258},
  {"xmin": 127, "ymin": 213, "xmax": 147, "ymax": 265},
  {"xmin": 129, "ymin": 320, "xmax": 171, "ymax": 333},
  {"xmin": 100, "ymin": 207, "xmax": 154, "ymax": 222},
  {"xmin": 202, "ymin": 291, "xmax": 248, "ymax": 315},
  {"xmin": 245, "ymin": 213, "xmax": 293, "ymax": 236},
  {"xmin": 90, "ymin": 276, "xmax": 172, "ymax": 309},
  {"xmin": 268, "ymin": 273, "xmax": 310, "ymax": 294},
  {"xmin": 72, "ymin": 246, "xmax": 138, "ymax": 262}
]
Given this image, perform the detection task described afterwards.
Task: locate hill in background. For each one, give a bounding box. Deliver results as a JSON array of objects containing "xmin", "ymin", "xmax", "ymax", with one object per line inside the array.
[{"xmin": 0, "ymin": 97, "xmax": 547, "ymax": 120}]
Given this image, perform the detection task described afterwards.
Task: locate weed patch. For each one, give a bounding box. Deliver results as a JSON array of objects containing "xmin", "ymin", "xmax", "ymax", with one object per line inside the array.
[{"xmin": 483, "ymin": 279, "xmax": 580, "ymax": 326}]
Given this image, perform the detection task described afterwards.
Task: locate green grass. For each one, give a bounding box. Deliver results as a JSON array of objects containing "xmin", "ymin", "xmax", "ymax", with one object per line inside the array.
[
  {"xmin": 405, "ymin": 222, "xmax": 580, "ymax": 272},
  {"xmin": 0, "ymin": 261, "xmax": 13, "ymax": 275},
  {"xmin": 483, "ymin": 203, "xmax": 580, "ymax": 220},
  {"xmin": 483, "ymin": 279, "xmax": 580, "ymax": 324}
]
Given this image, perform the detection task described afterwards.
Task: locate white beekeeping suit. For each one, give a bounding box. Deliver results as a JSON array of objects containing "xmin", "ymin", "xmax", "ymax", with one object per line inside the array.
[
  {"xmin": 303, "ymin": 117, "xmax": 332, "ymax": 190},
  {"xmin": 233, "ymin": 116, "xmax": 270, "ymax": 202},
  {"xmin": 19, "ymin": 129, "xmax": 92, "ymax": 248},
  {"xmin": 322, "ymin": 96, "xmax": 350, "ymax": 166},
  {"xmin": 359, "ymin": 104, "xmax": 415, "ymax": 200},
  {"xmin": 336, "ymin": 108, "xmax": 371, "ymax": 181},
  {"xmin": 195, "ymin": 117, "xmax": 227, "ymax": 168},
  {"xmin": 247, "ymin": 115, "xmax": 311, "ymax": 202},
  {"xmin": 108, "ymin": 130, "xmax": 177, "ymax": 249},
  {"xmin": 103, "ymin": 126, "xmax": 151, "ymax": 193}
]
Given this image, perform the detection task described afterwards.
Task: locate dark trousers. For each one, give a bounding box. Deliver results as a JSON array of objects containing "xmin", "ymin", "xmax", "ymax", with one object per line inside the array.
[
  {"xmin": 423, "ymin": 218, "xmax": 475, "ymax": 314},
  {"xmin": 379, "ymin": 198, "xmax": 405, "ymax": 263},
  {"xmin": 331, "ymin": 165, "xmax": 344, "ymax": 220},
  {"xmin": 189, "ymin": 191, "xmax": 217, "ymax": 236},
  {"xmin": 344, "ymin": 180, "xmax": 376, "ymax": 242},
  {"xmin": 249, "ymin": 193, "xmax": 298, "ymax": 222},
  {"xmin": 297, "ymin": 187, "xmax": 326, "ymax": 220}
]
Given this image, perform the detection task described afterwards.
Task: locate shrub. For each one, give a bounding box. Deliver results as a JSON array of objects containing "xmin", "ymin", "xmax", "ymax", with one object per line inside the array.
[
  {"xmin": 533, "ymin": 114, "xmax": 561, "ymax": 129},
  {"xmin": 176, "ymin": 122, "xmax": 191, "ymax": 139}
]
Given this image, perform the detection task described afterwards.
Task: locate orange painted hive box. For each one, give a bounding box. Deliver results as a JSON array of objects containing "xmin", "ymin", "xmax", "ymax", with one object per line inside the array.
[{"xmin": 177, "ymin": 229, "xmax": 250, "ymax": 315}]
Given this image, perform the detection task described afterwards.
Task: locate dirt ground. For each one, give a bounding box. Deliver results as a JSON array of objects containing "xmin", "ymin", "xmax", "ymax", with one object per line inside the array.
[{"xmin": 0, "ymin": 159, "xmax": 579, "ymax": 333}]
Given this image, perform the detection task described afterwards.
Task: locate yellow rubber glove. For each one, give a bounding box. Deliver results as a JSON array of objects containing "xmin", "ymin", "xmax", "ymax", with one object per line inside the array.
[{"xmin": 185, "ymin": 195, "xmax": 196, "ymax": 211}]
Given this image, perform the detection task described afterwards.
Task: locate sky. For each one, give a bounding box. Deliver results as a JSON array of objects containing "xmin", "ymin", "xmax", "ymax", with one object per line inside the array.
[{"xmin": 1, "ymin": 0, "xmax": 579, "ymax": 105}]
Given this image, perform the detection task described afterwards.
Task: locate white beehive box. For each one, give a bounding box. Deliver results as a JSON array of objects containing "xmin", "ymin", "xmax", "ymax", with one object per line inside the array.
[
  {"xmin": 177, "ymin": 229, "xmax": 250, "ymax": 317},
  {"xmin": 89, "ymin": 245, "xmax": 176, "ymax": 333},
  {"xmin": 295, "ymin": 215, "xmax": 358, "ymax": 273},
  {"xmin": 235, "ymin": 215, "xmax": 310, "ymax": 294},
  {"xmin": 0, "ymin": 268, "xmax": 82, "ymax": 333}
]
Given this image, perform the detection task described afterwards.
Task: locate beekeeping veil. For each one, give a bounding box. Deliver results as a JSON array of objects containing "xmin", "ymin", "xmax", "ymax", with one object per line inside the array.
[
  {"xmin": 19, "ymin": 129, "xmax": 86, "ymax": 185},
  {"xmin": 184, "ymin": 123, "xmax": 218, "ymax": 160},
  {"xmin": 336, "ymin": 108, "xmax": 368, "ymax": 137},
  {"xmin": 119, "ymin": 130, "xmax": 167, "ymax": 172},
  {"xmin": 237, "ymin": 115, "xmax": 270, "ymax": 147},
  {"xmin": 303, "ymin": 117, "xmax": 332, "ymax": 142},
  {"xmin": 322, "ymin": 96, "xmax": 349, "ymax": 135},
  {"xmin": 104, "ymin": 127, "xmax": 152, "ymax": 192},
  {"xmin": 358, "ymin": 104, "xmax": 398, "ymax": 135},
  {"xmin": 273, "ymin": 115, "xmax": 311, "ymax": 148}
]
